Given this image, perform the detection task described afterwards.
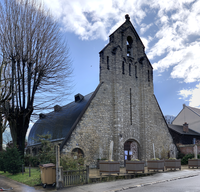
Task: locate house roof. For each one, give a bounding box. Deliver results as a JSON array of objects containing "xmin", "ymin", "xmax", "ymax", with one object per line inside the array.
[
  {"xmin": 27, "ymin": 92, "xmax": 94, "ymax": 146},
  {"xmin": 172, "ymin": 105, "xmax": 200, "ymax": 124},
  {"xmin": 168, "ymin": 124, "xmax": 200, "ymax": 136},
  {"xmin": 187, "ymin": 106, "xmax": 200, "ymax": 117},
  {"xmin": 59, "ymin": 82, "xmax": 103, "ymax": 151}
]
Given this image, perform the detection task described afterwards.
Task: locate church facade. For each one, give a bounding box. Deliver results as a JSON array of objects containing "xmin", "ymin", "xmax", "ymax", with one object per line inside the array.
[{"xmin": 27, "ymin": 15, "xmax": 174, "ymax": 168}]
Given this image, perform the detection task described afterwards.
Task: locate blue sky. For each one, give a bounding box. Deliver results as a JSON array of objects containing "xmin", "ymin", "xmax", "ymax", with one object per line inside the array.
[
  {"xmin": 39, "ymin": 0, "xmax": 200, "ymax": 117},
  {"xmin": 5, "ymin": 0, "xmax": 200, "ymax": 142}
]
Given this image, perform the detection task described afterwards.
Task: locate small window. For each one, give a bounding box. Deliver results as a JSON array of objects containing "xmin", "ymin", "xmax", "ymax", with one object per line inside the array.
[
  {"xmin": 193, "ymin": 138, "xmax": 196, "ymax": 144},
  {"xmin": 107, "ymin": 56, "xmax": 109, "ymax": 70},
  {"xmin": 135, "ymin": 65, "xmax": 137, "ymax": 78},
  {"xmin": 148, "ymin": 70, "xmax": 150, "ymax": 82},
  {"xmin": 129, "ymin": 64, "xmax": 131, "ymax": 76},
  {"xmin": 122, "ymin": 61, "xmax": 125, "ymax": 74}
]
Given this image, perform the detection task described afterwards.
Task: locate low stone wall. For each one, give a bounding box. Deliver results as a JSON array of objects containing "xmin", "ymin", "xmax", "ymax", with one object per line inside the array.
[{"xmin": 178, "ymin": 144, "xmax": 200, "ymax": 155}]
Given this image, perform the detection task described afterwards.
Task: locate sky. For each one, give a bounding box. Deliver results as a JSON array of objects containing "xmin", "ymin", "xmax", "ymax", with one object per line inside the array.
[
  {"xmin": 4, "ymin": 0, "xmax": 200, "ymax": 142},
  {"xmin": 38, "ymin": 0, "xmax": 200, "ymax": 117}
]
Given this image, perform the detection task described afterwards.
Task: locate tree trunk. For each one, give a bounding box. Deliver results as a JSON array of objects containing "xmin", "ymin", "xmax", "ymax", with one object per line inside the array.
[
  {"xmin": 0, "ymin": 126, "xmax": 2, "ymax": 151},
  {"xmin": 8, "ymin": 109, "xmax": 32, "ymax": 158},
  {"xmin": 0, "ymin": 115, "xmax": 3, "ymax": 151}
]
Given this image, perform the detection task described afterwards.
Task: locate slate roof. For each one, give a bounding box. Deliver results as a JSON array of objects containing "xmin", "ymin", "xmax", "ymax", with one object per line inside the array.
[
  {"xmin": 27, "ymin": 92, "xmax": 94, "ymax": 146},
  {"xmin": 168, "ymin": 124, "xmax": 200, "ymax": 136}
]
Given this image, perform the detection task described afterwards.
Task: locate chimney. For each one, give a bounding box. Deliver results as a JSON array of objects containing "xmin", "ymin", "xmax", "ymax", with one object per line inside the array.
[
  {"xmin": 39, "ymin": 113, "xmax": 46, "ymax": 119},
  {"xmin": 183, "ymin": 122, "xmax": 189, "ymax": 133},
  {"xmin": 183, "ymin": 104, "xmax": 186, "ymax": 109},
  {"xmin": 75, "ymin": 93, "xmax": 84, "ymax": 102},
  {"xmin": 54, "ymin": 105, "xmax": 62, "ymax": 112}
]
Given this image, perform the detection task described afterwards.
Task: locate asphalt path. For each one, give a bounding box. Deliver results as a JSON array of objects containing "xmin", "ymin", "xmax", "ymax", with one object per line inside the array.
[{"xmin": 123, "ymin": 174, "xmax": 200, "ymax": 192}]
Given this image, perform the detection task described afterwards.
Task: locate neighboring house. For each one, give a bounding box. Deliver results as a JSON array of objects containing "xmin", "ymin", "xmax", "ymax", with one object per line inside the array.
[
  {"xmin": 27, "ymin": 14, "xmax": 174, "ymax": 168},
  {"xmin": 172, "ymin": 104, "xmax": 200, "ymax": 133},
  {"xmin": 168, "ymin": 123, "xmax": 200, "ymax": 145}
]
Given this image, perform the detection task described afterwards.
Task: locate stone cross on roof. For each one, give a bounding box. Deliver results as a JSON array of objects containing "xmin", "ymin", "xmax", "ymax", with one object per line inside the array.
[{"xmin": 125, "ymin": 14, "xmax": 130, "ymax": 21}]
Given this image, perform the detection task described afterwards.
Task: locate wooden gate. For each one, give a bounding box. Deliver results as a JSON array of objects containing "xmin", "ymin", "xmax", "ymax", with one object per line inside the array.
[{"xmin": 63, "ymin": 166, "xmax": 89, "ymax": 186}]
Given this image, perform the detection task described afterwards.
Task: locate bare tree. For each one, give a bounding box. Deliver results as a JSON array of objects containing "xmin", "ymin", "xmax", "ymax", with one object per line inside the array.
[
  {"xmin": 0, "ymin": 0, "xmax": 72, "ymax": 156},
  {"xmin": 0, "ymin": 59, "xmax": 11, "ymax": 151},
  {"xmin": 0, "ymin": 116, "xmax": 9, "ymax": 151}
]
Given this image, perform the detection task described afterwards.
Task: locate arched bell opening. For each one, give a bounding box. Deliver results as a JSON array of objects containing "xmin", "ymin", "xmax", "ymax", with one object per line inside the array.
[{"xmin": 127, "ymin": 36, "xmax": 133, "ymax": 57}]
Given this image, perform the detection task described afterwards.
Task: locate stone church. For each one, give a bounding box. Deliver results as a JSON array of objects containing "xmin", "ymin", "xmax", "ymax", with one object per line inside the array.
[{"xmin": 27, "ymin": 14, "xmax": 174, "ymax": 167}]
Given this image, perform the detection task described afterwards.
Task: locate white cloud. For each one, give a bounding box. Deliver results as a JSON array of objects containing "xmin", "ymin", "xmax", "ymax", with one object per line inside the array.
[
  {"xmin": 36, "ymin": 0, "xmax": 200, "ymax": 84},
  {"xmin": 178, "ymin": 89, "xmax": 193, "ymax": 99},
  {"xmin": 153, "ymin": 42, "xmax": 200, "ymax": 83},
  {"xmin": 38, "ymin": 0, "xmax": 148, "ymax": 40},
  {"xmin": 179, "ymin": 83, "xmax": 200, "ymax": 108},
  {"xmin": 140, "ymin": 37, "xmax": 149, "ymax": 50},
  {"xmin": 148, "ymin": 0, "xmax": 200, "ymax": 83},
  {"xmin": 140, "ymin": 23, "xmax": 153, "ymax": 34}
]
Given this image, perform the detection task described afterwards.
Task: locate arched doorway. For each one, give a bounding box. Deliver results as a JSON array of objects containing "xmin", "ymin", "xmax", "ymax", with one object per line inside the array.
[{"xmin": 124, "ymin": 140, "xmax": 138, "ymax": 164}]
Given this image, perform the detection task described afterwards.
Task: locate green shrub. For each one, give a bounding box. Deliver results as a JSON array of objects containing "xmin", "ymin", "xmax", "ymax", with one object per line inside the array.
[
  {"xmin": 24, "ymin": 154, "xmax": 31, "ymax": 166},
  {"xmin": 36, "ymin": 134, "xmax": 56, "ymax": 164},
  {"xmin": 181, "ymin": 154, "xmax": 194, "ymax": 165},
  {"xmin": 30, "ymin": 156, "xmax": 40, "ymax": 167},
  {"xmin": 180, "ymin": 154, "xmax": 200, "ymax": 165},
  {"xmin": 61, "ymin": 152, "xmax": 85, "ymax": 170},
  {"xmin": 177, "ymin": 152, "xmax": 185, "ymax": 160},
  {"xmin": 24, "ymin": 154, "xmax": 39, "ymax": 167},
  {"xmin": 4, "ymin": 146, "xmax": 23, "ymax": 174},
  {"xmin": 0, "ymin": 151, "xmax": 6, "ymax": 172}
]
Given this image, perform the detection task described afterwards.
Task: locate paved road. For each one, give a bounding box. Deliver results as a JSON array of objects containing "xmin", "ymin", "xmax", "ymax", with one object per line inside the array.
[
  {"xmin": 1, "ymin": 169, "xmax": 200, "ymax": 192},
  {"xmin": 123, "ymin": 174, "xmax": 200, "ymax": 192},
  {"xmin": 60, "ymin": 170, "xmax": 200, "ymax": 192}
]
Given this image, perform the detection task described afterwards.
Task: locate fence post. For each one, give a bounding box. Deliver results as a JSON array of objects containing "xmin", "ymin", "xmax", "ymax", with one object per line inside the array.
[
  {"xmin": 29, "ymin": 165, "xmax": 31, "ymax": 177},
  {"xmin": 22, "ymin": 164, "xmax": 24, "ymax": 175},
  {"xmin": 86, "ymin": 165, "xmax": 89, "ymax": 184},
  {"xmin": 56, "ymin": 145, "xmax": 59, "ymax": 189},
  {"xmin": 56, "ymin": 144, "xmax": 63, "ymax": 189}
]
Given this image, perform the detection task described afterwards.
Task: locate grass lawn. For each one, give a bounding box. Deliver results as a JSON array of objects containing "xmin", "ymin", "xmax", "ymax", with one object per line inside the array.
[{"xmin": 0, "ymin": 167, "xmax": 41, "ymax": 187}]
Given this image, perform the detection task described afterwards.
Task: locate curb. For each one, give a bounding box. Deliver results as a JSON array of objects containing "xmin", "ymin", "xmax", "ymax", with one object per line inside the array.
[{"xmin": 104, "ymin": 173, "xmax": 199, "ymax": 192}]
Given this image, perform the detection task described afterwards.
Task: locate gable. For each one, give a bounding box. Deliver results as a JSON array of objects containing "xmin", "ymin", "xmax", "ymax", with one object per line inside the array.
[
  {"xmin": 100, "ymin": 15, "xmax": 145, "ymax": 54},
  {"xmin": 172, "ymin": 106, "xmax": 200, "ymax": 133}
]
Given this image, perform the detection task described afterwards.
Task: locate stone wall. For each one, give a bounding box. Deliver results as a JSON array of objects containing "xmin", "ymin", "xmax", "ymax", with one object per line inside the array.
[{"xmin": 179, "ymin": 144, "xmax": 200, "ymax": 155}]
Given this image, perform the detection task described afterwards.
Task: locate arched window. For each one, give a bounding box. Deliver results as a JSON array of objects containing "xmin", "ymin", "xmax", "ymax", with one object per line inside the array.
[
  {"xmin": 127, "ymin": 36, "xmax": 133, "ymax": 57},
  {"xmin": 72, "ymin": 148, "xmax": 84, "ymax": 157}
]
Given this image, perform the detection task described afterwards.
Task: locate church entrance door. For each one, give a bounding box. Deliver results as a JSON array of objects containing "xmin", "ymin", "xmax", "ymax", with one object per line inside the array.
[{"xmin": 124, "ymin": 140, "xmax": 138, "ymax": 165}]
